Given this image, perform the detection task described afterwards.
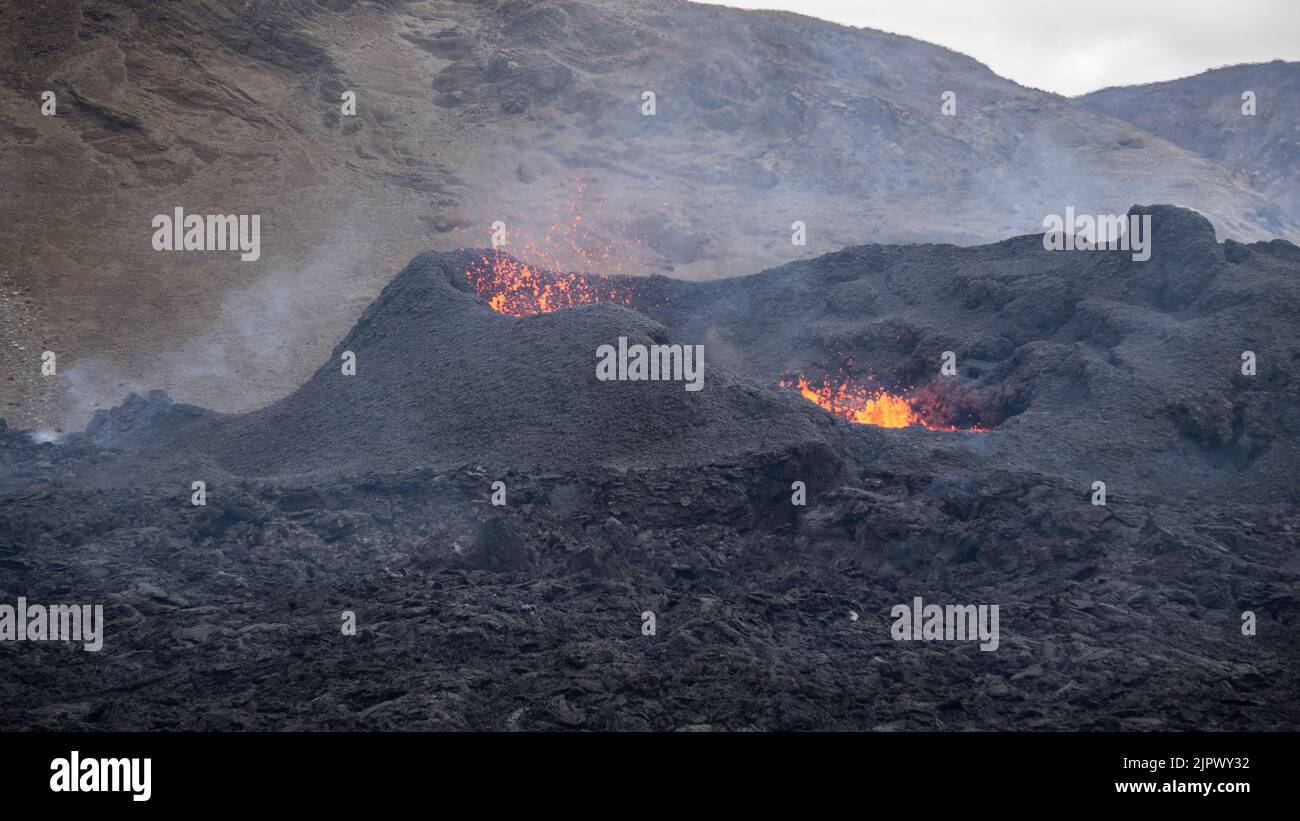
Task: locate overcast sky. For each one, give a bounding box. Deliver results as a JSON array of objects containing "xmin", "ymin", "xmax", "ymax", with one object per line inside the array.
[{"xmin": 716, "ymin": 1, "xmax": 1300, "ymax": 96}]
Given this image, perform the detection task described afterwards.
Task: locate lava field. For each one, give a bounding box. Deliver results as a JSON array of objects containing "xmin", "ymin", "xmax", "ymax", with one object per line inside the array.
[{"xmin": 2, "ymin": 204, "xmax": 1298, "ymax": 731}]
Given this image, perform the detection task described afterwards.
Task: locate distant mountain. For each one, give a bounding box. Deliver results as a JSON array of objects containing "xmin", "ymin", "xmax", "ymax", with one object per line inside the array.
[
  {"xmin": 2, "ymin": 0, "xmax": 1296, "ymax": 428},
  {"xmin": 1080, "ymin": 61, "xmax": 1300, "ymax": 226}
]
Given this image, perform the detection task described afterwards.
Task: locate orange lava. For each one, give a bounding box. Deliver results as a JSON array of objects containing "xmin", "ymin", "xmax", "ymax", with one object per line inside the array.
[
  {"xmin": 463, "ymin": 179, "xmax": 658, "ymax": 317},
  {"xmin": 467, "ymin": 253, "xmax": 645, "ymax": 317},
  {"xmin": 781, "ymin": 375, "xmax": 981, "ymax": 431}
]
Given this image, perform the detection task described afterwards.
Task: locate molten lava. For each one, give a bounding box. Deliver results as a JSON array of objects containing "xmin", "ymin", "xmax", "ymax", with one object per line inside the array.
[
  {"xmin": 463, "ymin": 179, "xmax": 659, "ymax": 317},
  {"xmin": 781, "ymin": 375, "xmax": 983, "ymax": 431},
  {"xmin": 466, "ymin": 253, "xmax": 647, "ymax": 317}
]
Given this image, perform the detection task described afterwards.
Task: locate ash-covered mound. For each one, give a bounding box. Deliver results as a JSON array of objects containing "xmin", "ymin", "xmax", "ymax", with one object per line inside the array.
[{"xmin": 91, "ymin": 250, "xmax": 845, "ymax": 478}]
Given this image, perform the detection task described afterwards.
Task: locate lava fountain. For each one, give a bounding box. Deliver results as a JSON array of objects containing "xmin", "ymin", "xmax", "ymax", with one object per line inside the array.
[
  {"xmin": 466, "ymin": 253, "xmax": 653, "ymax": 317},
  {"xmin": 463, "ymin": 180, "xmax": 662, "ymax": 317}
]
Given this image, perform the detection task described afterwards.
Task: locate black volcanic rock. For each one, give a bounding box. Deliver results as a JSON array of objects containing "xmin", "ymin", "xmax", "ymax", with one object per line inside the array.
[
  {"xmin": 2, "ymin": 210, "xmax": 1299, "ymax": 732},
  {"xmin": 84, "ymin": 390, "xmax": 213, "ymax": 447},
  {"xmin": 2, "ymin": 426, "xmax": 1297, "ymax": 731},
  {"xmin": 1124, "ymin": 203, "xmax": 1223, "ymax": 309},
  {"xmin": 632, "ymin": 206, "xmax": 1300, "ymax": 503}
]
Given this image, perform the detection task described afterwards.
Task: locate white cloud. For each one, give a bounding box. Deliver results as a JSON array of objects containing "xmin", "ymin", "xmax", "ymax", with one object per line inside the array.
[{"xmin": 714, "ymin": 0, "xmax": 1300, "ymax": 95}]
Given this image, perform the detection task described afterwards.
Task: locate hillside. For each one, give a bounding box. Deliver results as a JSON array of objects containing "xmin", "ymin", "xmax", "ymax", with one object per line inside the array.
[
  {"xmin": 1080, "ymin": 61, "xmax": 1300, "ymax": 228},
  {"xmin": 3, "ymin": 0, "xmax": 1297, "ymax": 433}
]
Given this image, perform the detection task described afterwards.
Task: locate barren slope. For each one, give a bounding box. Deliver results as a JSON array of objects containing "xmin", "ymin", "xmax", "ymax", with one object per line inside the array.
[
  {"xmin": 3, "ymin": 0, "xmax": 1297, "ymax": 432},
  {"xmin": 1080, "ymin": 61, "xmax": 1300, "ymax": 227}
]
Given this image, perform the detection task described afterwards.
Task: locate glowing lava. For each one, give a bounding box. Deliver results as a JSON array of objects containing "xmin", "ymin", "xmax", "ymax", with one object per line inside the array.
[
  {"xmin": 466, "ymin": 253, "xmax": 647, "ymax": 317},
  {"xmin": 463, "ymin": 180, "xmax": 659, "ymax": 317},
  {"xmin": 780, "ymin": 375, "xmax": 982, "ymax": 431}
]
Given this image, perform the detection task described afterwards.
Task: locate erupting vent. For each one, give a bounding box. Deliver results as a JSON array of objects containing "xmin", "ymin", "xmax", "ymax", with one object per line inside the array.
[
  {"xmin": 466, "ymin": 253, "xmax": 650, "ymax": 317},
  {"xmin": 462, "ymin": 180, "xmax": 660, "ymax": 317},
  {"xmin": 780, "ymin": 375, "xmax": 987, "ymax": 431}
]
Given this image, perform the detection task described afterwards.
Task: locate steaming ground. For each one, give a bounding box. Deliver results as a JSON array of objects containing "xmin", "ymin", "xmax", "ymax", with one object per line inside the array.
[{"xmin": 2, "ymin": 206, "xmax": 1298, "ymax": 730}]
